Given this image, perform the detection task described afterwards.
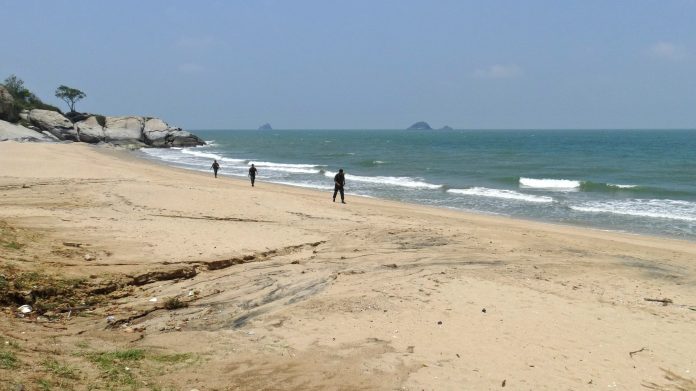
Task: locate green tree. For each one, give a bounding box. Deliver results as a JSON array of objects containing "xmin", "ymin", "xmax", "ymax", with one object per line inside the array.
[
  {"xmin": 3, "ymin": 74, "xmax": 30, "ymax": 100},
  {"xmin": 55, "ymin": 85, "xmax": 86, "ymax": 113}
]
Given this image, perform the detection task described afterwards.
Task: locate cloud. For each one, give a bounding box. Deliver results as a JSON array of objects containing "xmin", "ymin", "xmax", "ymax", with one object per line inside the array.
[
  {"xmin": 178, "ymin": 63, "xmax": 205, "ymax": 74},
  {"xmin": 473, "ymin": 64, "xmax": 522, "ymax": 79},
  {"xmin": 647, "ymin": 42, "xmax": 687, "ymax": 61},
  {"xmin": 176, "ymin": 36, "xmax": 216, "ymax": 49}
]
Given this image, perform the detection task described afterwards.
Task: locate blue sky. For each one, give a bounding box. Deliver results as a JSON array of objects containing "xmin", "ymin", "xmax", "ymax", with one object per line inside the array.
[{"xmin": 2, "ymin": 0, "xmax": 695, "ymax": 129}]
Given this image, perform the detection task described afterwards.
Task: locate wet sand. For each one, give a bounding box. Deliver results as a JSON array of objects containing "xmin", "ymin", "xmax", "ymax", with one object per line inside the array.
[{"xmin": 1, "ymin": 141, "xmax": 695, "ymax": 390}]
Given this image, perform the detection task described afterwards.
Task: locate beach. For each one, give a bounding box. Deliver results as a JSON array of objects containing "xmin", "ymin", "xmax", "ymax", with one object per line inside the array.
[{"xmin": 1, "ymin": 141, "xmax": 695, "ymax": 390}]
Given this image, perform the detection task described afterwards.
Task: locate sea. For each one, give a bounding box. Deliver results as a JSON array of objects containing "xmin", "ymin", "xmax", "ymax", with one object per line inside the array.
[{"xmin": 139, "ymin": 129, "xmax": 696, "ymax": 241}]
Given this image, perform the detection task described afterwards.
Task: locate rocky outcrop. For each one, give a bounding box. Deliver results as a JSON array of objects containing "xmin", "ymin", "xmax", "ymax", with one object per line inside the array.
[
  {"xmin": 439, "ymin": 125, "xmax": 454, "ymax": 131},
  {"xmin": 103, "ymin": 116, "xmax": 145, "ymax": 144},
  {"xmin": 258, "ymin": 123, "xmax": 273, "ymax": 131},
  {"xmin": 142, "ymin": 118, "xmax": 205, "ymax": 147},
  {"xmin": 27, "ymin": 109, "xmax": 78, "ymax": 140},
  {"xmin": 75, "ymin": 116, "xmax": 105, "ymax": 143},
  {"xmin": 407, "ymin": 121, "xmax": 432, "ymax": 130},
  {"xmin": 2, "ymin": 106, "xmax": 205, "ymax": 148},
  {"xmin": 0, "ymin": 119, "xmax": 53, "ymax": 142},
  {"xmin": 0, "ymin": 85, "xmax": 17, "ymax": 122}
]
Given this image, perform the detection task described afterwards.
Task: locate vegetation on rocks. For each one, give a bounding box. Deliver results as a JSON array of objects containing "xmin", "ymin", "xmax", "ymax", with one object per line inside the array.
[{"xmin": 1, "ymin": 75, "xmax": 62, "ymax": 121}]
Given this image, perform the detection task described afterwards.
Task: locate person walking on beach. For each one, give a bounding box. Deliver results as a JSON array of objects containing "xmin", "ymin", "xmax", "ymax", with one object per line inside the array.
[
  {"xmin": 333, "ymin": 168, "xmax": 346, "ymax": 203},
  {"xmin": 248, "ymin": 164, "xmax": 258, "ymax": 187},
  {"xmin": 211, "ymin": 159, "xmax": 220, "ymax": 178}
]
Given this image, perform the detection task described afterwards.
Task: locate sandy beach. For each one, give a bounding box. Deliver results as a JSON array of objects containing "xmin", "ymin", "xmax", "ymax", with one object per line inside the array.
[{"xmin": 1, "ymin": 141, "xmax": 695, "ymax": 390}]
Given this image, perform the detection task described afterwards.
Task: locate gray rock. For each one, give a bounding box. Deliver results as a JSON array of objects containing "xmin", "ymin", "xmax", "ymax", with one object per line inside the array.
[
  {"xmin": 0, "ymin": 119, "xmax": 53, "ymax": 142},
  {"xmin": 75, "ymin": 116, "xmax": 105, "ymax": 143},
  {"xmin": 104, "ymin": 116, "xmax": 144, "ymax": 142},
  {"xmin": 407, "ymin": 121, "xmax": 432, "ymax": 130},
  {"xmin": 143, "ymin": 117, "xmax": 205, "ymax": 147},
  {"xmin": 27, "ymin": 109, "xmax": 77, "ymax": 140},
  {"xmin": 0, "ymin": 85, "xmax": 17, "ymax": 122}
]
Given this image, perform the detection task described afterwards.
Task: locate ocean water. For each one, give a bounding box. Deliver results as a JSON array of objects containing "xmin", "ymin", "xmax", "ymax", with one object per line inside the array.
[{"xmin": 139, "ymin": 129, "xmax": 696, "ymax": 240}]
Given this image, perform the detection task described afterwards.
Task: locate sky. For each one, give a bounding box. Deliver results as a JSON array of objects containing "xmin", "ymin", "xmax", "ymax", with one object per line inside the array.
[{"xmin": 2, "ymin": 0, "xmax": 695, "ymax": 129}]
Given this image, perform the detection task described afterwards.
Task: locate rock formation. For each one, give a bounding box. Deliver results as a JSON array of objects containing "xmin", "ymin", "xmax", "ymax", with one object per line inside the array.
[
  {"xmin": 439, "ymin": 125, "xmax": 454, "ymax": 131},
  {"xmin": 0, "ymin": 119, "xmax": 53, "ymax": 142},
  {"xmin": 407, "ymin": 121, "xmax": 432, "ymax": 130},
  {"xmin": 0, "ymin": 85, "xmax": 17, "ymax": 122},
  {"xmin": 258, "ymin": 123, "xmax": 273, "ymax": 130},
  {"xmin": 2, "ymin": 108, "xmax": 204, "ymax": 148}
]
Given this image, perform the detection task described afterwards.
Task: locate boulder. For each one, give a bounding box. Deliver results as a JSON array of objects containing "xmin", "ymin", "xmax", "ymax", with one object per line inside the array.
[
  {"xmin": 27, "ymin": 109, "xmax": 77, "ymax": 140},
  {"xmin": 103, "ymin": 116, "xmax": 144, "ymax": 142},
  {"xmin": 407, "ymin": 121, "xmax": 432, "ymax": 130},
  {"xmin": 143, "ymin": 117, "xmax": 205, "ymax": 147},
  {"xmin": 0, "ymin": 85, "xmax": 17, "ymax": 122},
  {"xmin": 0, "ymin": 119, "xmax": 53, "ymax": 142},
  {"xmin": 75, "ymin": 116, "xmax": 105, "ymax": 143}
]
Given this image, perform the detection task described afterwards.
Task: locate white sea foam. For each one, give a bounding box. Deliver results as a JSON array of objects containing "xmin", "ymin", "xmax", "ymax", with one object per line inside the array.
[
  {"xmin": 373, "ymin": 160, "xmax": 385, "ymax": 164},
  {"xmin": 252, "ymin": 161, "xmax": 322, "ymax": 169},
  {"xmin": 519, "ymin": 177, "xmax": 581, "ymax": 190},
  {"xmin": 608, "ymin": 183, "xmax": 637, "ymax": 189},
  {"xmin": 323, "ymin": 172, "xmax": 441, "ymax": 189},
  {"xmin": 448, "ymin": 187, "xmax": 553, "ymax": 203},
  {"xmin": 181, "ymin": 149, "xmax": 223, "ymax": 160},
  {"xmin": 273, "ymin": 181, "xmax": 333, "ymax": 190},
  {"xmin": 570, "ymin": 199, "xmax": 696, "ymax": 222},
  {"xmin": 263, "ymin": 167, "xmax": 321, "ymax": 174}
]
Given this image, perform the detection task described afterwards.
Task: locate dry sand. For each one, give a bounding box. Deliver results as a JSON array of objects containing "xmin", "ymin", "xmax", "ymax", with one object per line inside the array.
[{"xmin": 0, "ymin": 141, "xmax": 695, "ymax": 390}]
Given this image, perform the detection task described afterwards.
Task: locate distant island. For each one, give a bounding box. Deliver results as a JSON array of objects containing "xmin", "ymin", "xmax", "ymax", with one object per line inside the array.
[
  {"xmin": 406, "ymin": 122, "xmax": 455, "ymax": 131},
  {"xmin": 258, "ymin": 123, "xmax": 273, "ymax": 131},
  {"xmin": 407, "ymin": 121, "xmax": 432, "ymax": 130}
]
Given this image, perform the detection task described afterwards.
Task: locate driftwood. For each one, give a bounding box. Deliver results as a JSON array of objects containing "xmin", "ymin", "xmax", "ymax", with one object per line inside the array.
[
  {"xmin": 629, "ymin": 347, "xmax": 648, "ymax": 358},
  {"xmin": 644, "ymin": 298, "xmax": 673, "ymax": 306}
]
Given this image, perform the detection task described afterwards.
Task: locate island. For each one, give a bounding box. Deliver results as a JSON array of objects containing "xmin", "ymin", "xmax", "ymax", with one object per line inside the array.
[
  {"xmin": 406, "ymin": 121, "xmax": 432, "ymax": 130},
  {"xmin": 258, "ymin": 123, "xmax": 273, "ymax": 131}
]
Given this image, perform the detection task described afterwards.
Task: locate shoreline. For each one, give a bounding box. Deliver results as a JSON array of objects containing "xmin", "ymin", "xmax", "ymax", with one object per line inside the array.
[
  {"xmin": 1, "ymin": 141, "xmax": 695, "ymax": 390},
  {"xmin": 135, "ymin": 144, "xmax": 696, "ymax": 245}
]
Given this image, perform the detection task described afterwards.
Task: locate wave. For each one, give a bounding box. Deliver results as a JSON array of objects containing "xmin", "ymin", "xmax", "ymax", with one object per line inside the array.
[
  {"xmin": 324, "ymin": 172, "xmax": 442, "ymax": 189},
  {"xmin": 273, "ymin": 181, "xmax": 333, "ymax": 190},
  {"xmin": 251, "ymin": 161, "xmax": 323, "ymax": 169},
  {"xmin": 262, "ymin": 167, "xmax": 321, "ymax": 174},
  {"xmin": 448, "ymin": 187, "xmax": 553, "ymax": 203},
  {"xmin": 181, "ymin": 149, "xmax": 223, "ymax": 160},
  {"xmin": 519, "ymin": 177, "xmax": 580, "ymax": 190},
  {"xmin": 570, "ymin": 199, "xmax": 696, "ymax": 222},
  {"xmin": 250, "ymin": 161, "xmax": 323, "ymax": 174}
]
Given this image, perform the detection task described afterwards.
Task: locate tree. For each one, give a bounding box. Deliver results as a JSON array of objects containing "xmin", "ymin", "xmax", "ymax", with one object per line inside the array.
[
  {"xmin": 4, "ymin": 74, "xmax": 30, "ymax": 100},
  {"xmin": 55, "ymin": 85, "xmax": 86, "ymax": 113}
]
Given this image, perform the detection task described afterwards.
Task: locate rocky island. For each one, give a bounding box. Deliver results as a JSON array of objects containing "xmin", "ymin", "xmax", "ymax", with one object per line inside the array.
[
  {"xmin": 406, "ymin": 121, "xmax": 432, "ymax": 130},
  {"xmin": 258, "ymin": 123, "xmax": 273, "ymax": 130},
  {"xmin": 0, "ymin": 79, "xmax": 205, "ymax": 148}
]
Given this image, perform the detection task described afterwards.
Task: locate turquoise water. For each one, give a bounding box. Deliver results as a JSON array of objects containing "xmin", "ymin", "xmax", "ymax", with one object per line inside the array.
[{"xmin": 140, "ymin": 129, "xmax": 696, "ymax": 240}]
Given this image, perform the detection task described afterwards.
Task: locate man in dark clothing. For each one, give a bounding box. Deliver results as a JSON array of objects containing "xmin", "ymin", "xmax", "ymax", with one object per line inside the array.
[
  {"xmin": 211, "ymin": 159, "xmax": 220, "ymax": 178},
  {"xmin": 333, "ymin": 169, "xmax": 346, "ymax": 203},
  {"xmin": 248, "ymin": 164, "xmax": 258, "ymax": 187}
]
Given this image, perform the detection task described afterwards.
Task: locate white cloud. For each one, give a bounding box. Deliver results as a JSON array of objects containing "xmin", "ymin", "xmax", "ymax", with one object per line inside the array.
[
  {"xmin": 473, "ymin": 64, "xmax": 522, "ymax": 79},
  {"xmin": 647, "ymin": 42, "xmax": 687, "ymax": 61},
  {"xmin": 178, "ymin": 63, "xmax": 205, "ymax": 74}
]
